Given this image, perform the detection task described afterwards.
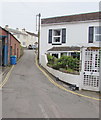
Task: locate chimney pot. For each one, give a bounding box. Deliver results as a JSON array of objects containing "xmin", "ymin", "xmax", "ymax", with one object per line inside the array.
[
  {"xmin": 16, "ymin": 28, "xmax": 19, "ymax": 30},
  {"xmin": 5, "ymin": 25, "xmax": 9, "ymax": 28},
  {"xmin": 22, "ymin": 28, "xmax": 25, "ymax": 32}
]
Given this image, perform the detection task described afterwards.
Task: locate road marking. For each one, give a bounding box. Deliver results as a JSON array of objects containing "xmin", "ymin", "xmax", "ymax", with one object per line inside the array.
[
  {"xmin": 39, "ymin": 104, "xmax": 49, "ymax": 118},
  {"xmin": 0, "ymin": 72, "xmax": 4, "ymax": 75},
  {"xmin": 0, "ymin": 68, "xmax": 8, "ymax": 76},
  {"xmin": 0, "ymin": 56, "xmax": 23, "ymax": 88},
  {"xmin": 0, "ymin": 67, "xmax": 13, "ymax": 85},
  {"xmin": 35, "ymin": 55, "xmax": 101, "ymax": 101},
  {"xmin": 0, "ymin": 65, "xmax": 14, "ymax": 88},
  {"xmin": 51, "ymin": 105, "xmax": 60, "ymax": 118}
]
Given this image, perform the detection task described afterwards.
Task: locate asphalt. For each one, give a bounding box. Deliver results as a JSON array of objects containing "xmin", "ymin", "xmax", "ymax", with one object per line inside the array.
[{"xmin": 2, "ymin": 50, "xmax": 99, "ymax": 118}]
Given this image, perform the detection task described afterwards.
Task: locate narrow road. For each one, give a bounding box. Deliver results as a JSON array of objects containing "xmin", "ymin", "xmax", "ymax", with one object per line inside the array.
[{"xmin": 2, "ymin": 50, "xmax": 99, "ymax": 118}]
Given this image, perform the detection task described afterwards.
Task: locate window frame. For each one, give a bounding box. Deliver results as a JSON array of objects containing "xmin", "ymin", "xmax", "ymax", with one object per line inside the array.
[
  {"xmin": 94, "ymin": 26, "xmax": 101, "ymax": 42},
  {"xmin": 61, "ymin": 52, "xmax": 67, "ymax": 57},
  {"xmin": 23, "ymin": 42, "xmax": 26, "ymax": 45},
  {"xmin": 52, "ymin": 53, "xmax": 59, "ymax": 58},
  {"xmin": 52, "ymin": 29, "xmax": 62, "ymax": 44}
]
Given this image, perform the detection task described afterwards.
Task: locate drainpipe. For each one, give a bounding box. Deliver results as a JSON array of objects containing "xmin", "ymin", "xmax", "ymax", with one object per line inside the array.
[
  {"xmin": 6, "ymin": 32, "xmax": 9, "ymax": 66},
  {"xmin": 3, "ymin": 33, "xmax": 8, "ymax": 66},
  {"xmin": 8, "ymin": 33, "xmax": 11, "ymax": 64}
]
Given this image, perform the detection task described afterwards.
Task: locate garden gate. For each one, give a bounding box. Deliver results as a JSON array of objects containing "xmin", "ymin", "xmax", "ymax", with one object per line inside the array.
[{"xmin": 81, "ymin": 47, "xmax": 100, "ymax": 91}]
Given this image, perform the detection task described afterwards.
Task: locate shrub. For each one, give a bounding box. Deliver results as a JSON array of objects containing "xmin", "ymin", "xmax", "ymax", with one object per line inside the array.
[
  {"xmin": 52, "ymin": 64, "xmax": 59, "ymax": 70},
  {"xmin": 47, "ymin": 54, "xmax": 57, "ymax": 64},
  {"xmin": 47, "ymin": 54, "xmax": 80, "ymax": 72},
  {"xmin": 66, "ymin": 68, "xmax": 75, "ymax": 73},
  {"xmin": 52, "ymin": 62, "xmax": 64, "ymax": 70},
  {"xmin": 57, "ymin": 56, "xmax": 68, "ymax": 68},
  {"xmin": 58, "ymin": 56, "xmax": 79, "ymax": 70},
  {"xmin": 67, "ymin": 57, "xmax": 79, "ymax": 70}
]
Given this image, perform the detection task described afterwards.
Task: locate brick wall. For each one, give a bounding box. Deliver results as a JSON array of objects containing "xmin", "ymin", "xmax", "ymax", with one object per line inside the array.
[
  {"xmin": 0, "ymin": 27, "xmax": 21, "ymax": 65},
  {"xmin": 8, "ymin": 34, "xmax": 21, "ymax": 64},
  {"xmin": 0, "ymin": 28, "xmax": 8, "ymax": 45}
]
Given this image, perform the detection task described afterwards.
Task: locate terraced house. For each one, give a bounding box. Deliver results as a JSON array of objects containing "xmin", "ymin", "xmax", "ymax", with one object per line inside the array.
[
  {"xmin": 40, "ymin": 12, "xmax": 101, "ymax": 91},
  {"xmin": 5, "ymin": 25, "xmax": 38, "ymax": 48}
]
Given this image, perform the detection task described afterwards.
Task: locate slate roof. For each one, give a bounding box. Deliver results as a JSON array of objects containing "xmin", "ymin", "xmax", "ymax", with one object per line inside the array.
[
  {"xmin": 5, "ymin": 28, "xmax": 23, "ymax": 34},
  {"xmin": 26, "ymin": 31, "xmax": 38, "ymax": 37},
  {"xmin": 47, "ymin": 47, "xmax": 80, "ymax": 52},
  {"xmin": 41, "ymin": 12, "xmax": 100, "ymax": 24},
  {"xmin": 0, "ymin": 26, "xmax": 20, "ymax": 43}
]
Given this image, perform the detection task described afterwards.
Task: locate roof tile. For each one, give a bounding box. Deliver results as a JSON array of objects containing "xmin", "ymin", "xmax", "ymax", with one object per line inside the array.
[
  {"xmin": 47, "ymin": 47, "xmax": 80, "ymax": 52},
  {"xmin": 42, "ymin": 12, "xmax": 100, "ymax": 24}
]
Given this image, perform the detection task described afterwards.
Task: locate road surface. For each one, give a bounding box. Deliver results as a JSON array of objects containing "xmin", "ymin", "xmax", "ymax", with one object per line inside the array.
[{"xmin": 2, "ymin": 50, "xmax": 99, "ymax": 118}]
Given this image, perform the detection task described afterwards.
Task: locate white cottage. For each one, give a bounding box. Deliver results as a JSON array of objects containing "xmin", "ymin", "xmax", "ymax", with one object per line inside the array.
[
  {"xmin": 40, "ymin": 12, "xmax": 101, "ymax": 91},
  {"xmin": 40, "ymin": 12, "xmax": 100, "ymax": 61}
]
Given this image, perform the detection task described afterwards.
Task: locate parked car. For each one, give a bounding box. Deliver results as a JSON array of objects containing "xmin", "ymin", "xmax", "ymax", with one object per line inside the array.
[
  {"xmin": 28, "ymin": 45, "xmax": 33, "ymax": 49},
  {"xmin": 32, "ymin": 45, "xmax": 38, "ymax": 49}
]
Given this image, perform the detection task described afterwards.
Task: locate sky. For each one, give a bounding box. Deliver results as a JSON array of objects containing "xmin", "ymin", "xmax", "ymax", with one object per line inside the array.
[{"xmin": 0, "ymin": 0, "xmax": 100, "ymax": 33}]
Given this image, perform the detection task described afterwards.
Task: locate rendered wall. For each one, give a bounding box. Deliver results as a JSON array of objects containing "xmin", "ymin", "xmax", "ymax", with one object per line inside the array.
[{"xmin": 41, "ymin": 54, "xmax": 81, "ymax": 89}]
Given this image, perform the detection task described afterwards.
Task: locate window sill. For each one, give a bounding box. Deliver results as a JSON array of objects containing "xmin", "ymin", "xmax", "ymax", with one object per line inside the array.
[{"xmin": 52, "ymin": 43, "xmax": 62, "ymax": 45}]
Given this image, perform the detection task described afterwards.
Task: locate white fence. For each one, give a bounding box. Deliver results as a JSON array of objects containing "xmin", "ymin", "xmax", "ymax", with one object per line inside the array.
[{"xmin": 41, "ymin": 54, "xmax": 81, "ymax": 89}]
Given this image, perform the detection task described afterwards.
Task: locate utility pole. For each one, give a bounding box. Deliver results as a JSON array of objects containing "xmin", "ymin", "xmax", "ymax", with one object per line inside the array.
[{"xmin": 36, "ymin": 13, "xmax": 41, "ymax": 63}]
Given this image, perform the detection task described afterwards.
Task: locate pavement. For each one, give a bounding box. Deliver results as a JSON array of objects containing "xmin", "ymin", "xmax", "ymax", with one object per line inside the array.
[
  {"xmin": 2, "ymin": 50, "xmax": 100, "ymax": 118},
  {"xmin": 39, "ymin": 64, "xmax": 100, "ymax": 100},
  {"xmin": 0, "ymin": 65, "xmax": 12, "ymax": 84},
  {"xmin": 2, "ymin": 66, "xmax": 12, "ymax": 75}
]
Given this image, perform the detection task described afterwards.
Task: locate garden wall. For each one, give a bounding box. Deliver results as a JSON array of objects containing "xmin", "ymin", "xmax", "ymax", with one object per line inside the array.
[{"xmin": 41, "ymin": 55, "xmax": 82, "ymax": 89}]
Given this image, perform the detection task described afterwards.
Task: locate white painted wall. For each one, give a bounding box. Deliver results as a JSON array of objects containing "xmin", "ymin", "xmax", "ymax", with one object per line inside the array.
[
  {"xmin": 40, "ymin": 20, "xmax": 99, "ymax": 63},
  {"xmin": 14, "ymin": 32, "xmax": 38, "ymax": 48},
  {"xmin": 14, "ymin": 33, "xmax": 28, "ymax": 47},
  {"xmin": 27, "ymin": 34, "xmax": 38, "ymax": 48},
  {"xmin": 41, "ymin": 54, "xmax": 81, "ymax": 89}
]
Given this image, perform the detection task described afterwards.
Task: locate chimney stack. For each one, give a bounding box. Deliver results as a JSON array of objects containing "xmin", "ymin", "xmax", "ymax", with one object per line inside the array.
[
  {"xmin": 5, "ymin": 25, "xmax": 9, "ymax": 29},
  {"xmin": 16, "ymin": 28, "xmax": 19, "ymax": 31},
  {"xmin": 22, "ymin": 28, "xmax": 25, "ymax": 32}
]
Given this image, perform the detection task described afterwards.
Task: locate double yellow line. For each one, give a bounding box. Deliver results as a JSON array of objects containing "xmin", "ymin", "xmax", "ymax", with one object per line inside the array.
[
  {"xmin": 35, "ymin": 56, "xmax": 101, "ymax": 101},
  {"xmin": 0, "ymin": 56, "xmax": 22, "ymax": 88},
  {"xmin": 0, "ymin": 65, "xmax": 14, "ymax": 88}
]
